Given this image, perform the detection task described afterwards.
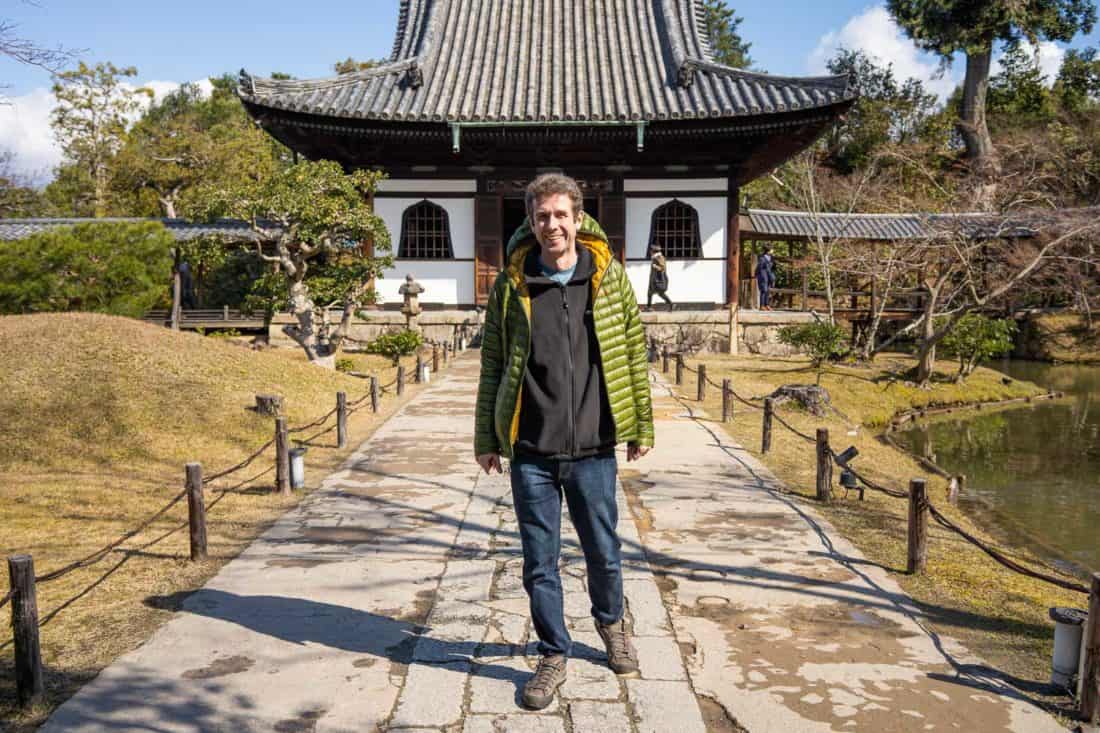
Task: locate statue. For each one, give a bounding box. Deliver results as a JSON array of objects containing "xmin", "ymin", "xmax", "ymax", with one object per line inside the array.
[{"xmin": 399, "ymin": 274, "xmax": 425, "ymax": 332}]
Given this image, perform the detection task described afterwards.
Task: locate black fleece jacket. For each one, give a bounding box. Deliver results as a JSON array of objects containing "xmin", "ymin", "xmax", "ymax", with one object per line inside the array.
[{"xmin": 514, "ymin": 246, "xmax": 615, "ymax": 459}]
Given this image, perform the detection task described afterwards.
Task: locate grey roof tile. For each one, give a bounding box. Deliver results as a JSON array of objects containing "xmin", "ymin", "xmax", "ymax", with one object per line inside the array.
[
  {"xmin": 0, "ymin": 218, "xmax": 266, "ymax": 242},
  {"xmin": 745, "ymin": 209, "xmax": 1044, "ymax": 241},
  {"xmin": 238, "ymin": 0, "xmax": 854, "ymax": 124}
]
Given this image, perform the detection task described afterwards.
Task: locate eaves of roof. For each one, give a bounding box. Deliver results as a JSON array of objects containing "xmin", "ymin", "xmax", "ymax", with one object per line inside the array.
[{"xmin": 238, "ymin": 0, "xmax": 856, "ymax": 125}]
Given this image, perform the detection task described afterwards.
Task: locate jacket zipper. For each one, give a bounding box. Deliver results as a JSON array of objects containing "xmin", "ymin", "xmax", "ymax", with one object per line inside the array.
[{"xmin": 561, "ymin": 283, "xmax": 576, "ymax": 457}]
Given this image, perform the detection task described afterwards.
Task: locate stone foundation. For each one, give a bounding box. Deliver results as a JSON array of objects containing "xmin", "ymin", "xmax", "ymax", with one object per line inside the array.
[
  {"xmin": 640, "ymin": 309, "xmax": 815, "ymax": 355},
  {"xmin": 267, "ymin": 308, "xmax": 814, "ymax": 356},
  {"xmin": 268, "ymin": 310, "xmax": 482, "ymax": 349}
]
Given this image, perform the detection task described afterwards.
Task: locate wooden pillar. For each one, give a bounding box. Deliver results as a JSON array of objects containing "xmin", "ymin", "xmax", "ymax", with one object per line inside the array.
[
  {"xmin": 170, "ymin": 270, "xmax": 182, "ymax": 331},
  {"xmin": 722, "ymin": 379, "xmax": 732, "ymax": 422},
  {"xmin": 336, "ymin": 392, "xmax": 348, "ymax": 449},
  {"xmin": 697, "ymin": 364, "xmax": 707, "ymax": 401},
  {"xmin": 186, "ymin": 463, "xmax": 207, "ymax": 561},
  {"xmin": 8, "ymin": 555, "xmax": 43, "ymax": 709},
  {"xmin": 726, "ymin": 180, "xmax": 741, "ymax": 307},
  {"xmin": 1082, "ymin": 573, "xmax": 1100, "ymax": 723},
  {"xmin": 907, "ymin": 479, "xmax": 928, "ymax": 574},
  {"xmin": 275, "ymin": 417, "xmax": 290, "ymax": 495},
  {"xmin": 762, "ymin": 398, "xmax": 774, "ymax": 454},
  {"xmin": 815, "ymin": 428, "xmax": 832, "ymax": 502}
]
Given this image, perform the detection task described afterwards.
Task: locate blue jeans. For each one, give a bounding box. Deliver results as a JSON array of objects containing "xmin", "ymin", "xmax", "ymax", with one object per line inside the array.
[{"xmin": 510, "ymin": 452, "xmax": 623, "ymax": 657}]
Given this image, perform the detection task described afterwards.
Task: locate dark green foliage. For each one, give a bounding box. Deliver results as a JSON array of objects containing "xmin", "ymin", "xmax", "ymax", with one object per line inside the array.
[
  {"xmin": 1054, "ymin": 46, "xmax": 1100, "ymax": 114},
  {"xmin": 988, "ymin": 44, "xmax": 1056, "ymax": 124},
  {"xmin": 367, "ymin": 330, "xmax": 423, "ymax": 365},
  {"xmin": 825, "ymin": 49, "xmax": 945, "ymax": 171},
  {"xmin": 0, "ymin": 222, "xmax": 174, "ymax": 317},
  {"xmin": 939, "ymin": 313, "xmax": 1017, "ymax": 381},
  {"xmin": 335, "ymin": 357, "xmax": 355, "ymax": 373},
  {"xmin": 240, "ymin": 270, "xmax": 287, "ymax": 324},
  {"xmin": 778, "ymin": 322, "xmax": 848, "ymax": 369},
  {"xmin": 701, "ymin": 0, "xmax": 753, "ymax": 69},
  {"xmin": 886, "ymin": 0, "xmax": 1096, "ymax": 60}
]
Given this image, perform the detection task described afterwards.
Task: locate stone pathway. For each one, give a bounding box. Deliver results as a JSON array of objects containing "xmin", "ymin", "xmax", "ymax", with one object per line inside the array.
[{"xmin": 41, "ymin": 350, "xmax": 1065, "ymax": 732}]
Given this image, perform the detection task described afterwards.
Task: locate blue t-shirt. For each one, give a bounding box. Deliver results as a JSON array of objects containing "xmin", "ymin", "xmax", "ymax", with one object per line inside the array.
[{"xmin": 540, "ymin": 260, "xmax": 576, "ymax": 286}]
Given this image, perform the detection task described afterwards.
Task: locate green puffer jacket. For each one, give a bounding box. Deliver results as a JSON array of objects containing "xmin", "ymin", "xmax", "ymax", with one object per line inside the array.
[{"xmin": 474, "ymin": 213, "xmax": 654, "ymax": 459}]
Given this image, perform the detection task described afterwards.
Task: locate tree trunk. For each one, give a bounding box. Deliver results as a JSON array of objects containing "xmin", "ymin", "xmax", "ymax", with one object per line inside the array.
[
  {"xmin": 915, "ymin": 301, "xmax": 938, "ymax": 386},
  {"xmin": 283, "ymin": 279, "xmax": 335, "ymax": 368},
  {"xmin": 958, "ymin": 43, "xmax": 1001, "ymax": 209}
]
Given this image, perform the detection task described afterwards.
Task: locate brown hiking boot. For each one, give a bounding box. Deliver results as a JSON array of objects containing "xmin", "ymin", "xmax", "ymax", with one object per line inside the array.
[
  {"xmin": 522, "ymin": 655, "xmax": 567, "ymax": 710},
  {"xmin": 595, "ymin": 617, "xmax": 639, "ymax": 675}
]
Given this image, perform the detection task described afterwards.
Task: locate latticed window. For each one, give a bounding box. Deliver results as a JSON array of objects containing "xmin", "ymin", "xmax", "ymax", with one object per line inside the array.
[
  {"xmin": 648, "ymin": 200, "xmax": 702, "ymax": 258},
  {"xmin": 399, "ymin": 200, "xmax": 454, "ymax": 259}
]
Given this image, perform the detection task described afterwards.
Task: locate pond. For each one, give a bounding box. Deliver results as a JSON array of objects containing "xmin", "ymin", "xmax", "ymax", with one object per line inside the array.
[{"xmin": 893, "ymin": 360, "xmax": 1100, "ymax": 574}]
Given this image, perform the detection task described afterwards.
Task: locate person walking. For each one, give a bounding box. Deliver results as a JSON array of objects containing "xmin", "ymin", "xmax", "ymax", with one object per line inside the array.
[
  {"xmin": 474, "ymin": 173, "xmax": 655, "ymax": 710},
  {"xmin": 646, "ymin": 246, "xmax": 673, "ymax": 311},
  {"xmin": 755, "ymin": 245, "xmax": 776, "ymax": 310}
]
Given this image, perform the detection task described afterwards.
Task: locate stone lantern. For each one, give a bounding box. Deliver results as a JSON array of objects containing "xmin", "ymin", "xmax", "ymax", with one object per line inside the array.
[{"xmin": 399, "ymin": 274, "xmax": 425, "ymax": 332}]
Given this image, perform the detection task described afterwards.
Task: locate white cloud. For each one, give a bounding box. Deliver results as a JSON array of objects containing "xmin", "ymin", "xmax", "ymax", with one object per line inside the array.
[
  {"xmin": 807, "ymin": 5, "xmax": 961, "ymax": 99},
  {"xmin": 991, "ymin": 40, "xmax": 1065, "ymax": 86},
  {"xmin": 0, "ymin": 77, "xmax": 214, "ymax": 187}
]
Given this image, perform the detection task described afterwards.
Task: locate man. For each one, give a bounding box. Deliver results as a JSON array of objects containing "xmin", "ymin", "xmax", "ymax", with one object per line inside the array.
[
  {"xmin": 474, "ymin": 173, "xmax": 654, "ymax": 710},
  {"xmin": 646, "ymin": 245, "xmax": 672, "ymax": 311},
  {"xmin": 755, "ymin": 245, "xmax": 776, "ymax": 310}
]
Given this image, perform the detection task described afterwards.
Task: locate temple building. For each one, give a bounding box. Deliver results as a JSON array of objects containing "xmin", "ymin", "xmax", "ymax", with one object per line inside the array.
[{"xmin": 238, "ymin": 0, "xmax": 856, "ymax": 308}]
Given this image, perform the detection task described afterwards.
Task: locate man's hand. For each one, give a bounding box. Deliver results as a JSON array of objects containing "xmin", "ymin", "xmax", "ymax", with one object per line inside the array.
[
  {"xmin": 476, "ymin": 453, "xmax": 503, "ymax": 474},
  {"xmin": 626, "ymin": 444, "xmax": 651, "ymax": 462}
]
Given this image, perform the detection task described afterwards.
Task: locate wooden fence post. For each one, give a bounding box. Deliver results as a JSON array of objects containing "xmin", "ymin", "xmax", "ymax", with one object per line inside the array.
[
  {"xmin": 1081, "ymin": 573, "xmax": 1100, "ymax": 724},
  {"xmin": 697, "ymin": 364, "xmax": 707, "ymax": 401},
  {"xmin": 662, "ymin": 346, "xmax": 670, "ymax": 374},
  {"xmin": 275, "ymin": 417, "xmax": 290, "ymax": 495},
  {"xmin": 907, "ymin": 478, "xmax": 928, "ymax": 574},
  {"xmin": 186, "ymin": 462, "xmax": 207, "ymax": 561},
  {"xmin": 442, "ymin": 342, "xmax": 449, "ymax": 366},
  {"xmin": 675, "ymin": 354, "xmax": 684, "ymax": 386},
  {"xmin": 762, "ymin": 398, "xmax": 774, "ymax": 454},
  {"xmin": 8, "ymin": 555, "xmax": 44, "ymax": 709},
  {"xmin": 370, "ymin": 377, "xmax": 380, "ymax": 413},
  {"xmin": 336, "ymin": 392, "xmax": 348, "ymax": 449},
  {"xmin": 416, "ymin": 353, "xmax": 424, "ymax": 384},
  {"xmin": 815, "ymin": 428, "xmax": 832, "ymax": 502},
  {"xmin": 722, "ymin": 379, "xmax": 732, "ymax": 422},
  {"xmin": 433, "ymin": 345, "xmax": 440, "ymax": 374},
  {"xmin": 397, "ymin": 366, "xmax": 406, "ymax": 396}
]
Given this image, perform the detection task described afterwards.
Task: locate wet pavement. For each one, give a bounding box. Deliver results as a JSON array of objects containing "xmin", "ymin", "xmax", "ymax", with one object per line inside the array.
[{"xmin": 41, "ymin": 351, "xmax": 1063, "ymax": 732}]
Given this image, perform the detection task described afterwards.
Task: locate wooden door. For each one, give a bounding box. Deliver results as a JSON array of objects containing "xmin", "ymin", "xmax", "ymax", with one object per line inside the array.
[
  {"xmin": 599, "ymin": 193, "xmax": 626, "ymax": 264},
  {"xmin": 475, "ymin": 194, "xmax": 503, "ymax": 305}
]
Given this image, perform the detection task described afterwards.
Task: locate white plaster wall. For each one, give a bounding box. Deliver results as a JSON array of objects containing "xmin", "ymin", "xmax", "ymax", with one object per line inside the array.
[
  {"xmin": 373, "ymin": 195, "xmax": 475, "ymax": 305},
  {"xmin": 376, "ymin": 179, "xmax": 477, "ymax": 193},
  {"xmin": 625, "ymin": 193, "xmax": 728, "ymax": 303},
  {"xmin": 624, "ymin": 178, "xmax": 727, "ymax": 192},
  {"xmin": 376, "ymin": 262, "xmax": 476, "ymax": 305}
]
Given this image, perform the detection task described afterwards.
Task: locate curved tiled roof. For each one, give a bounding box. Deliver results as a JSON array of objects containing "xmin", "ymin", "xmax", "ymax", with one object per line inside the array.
[
  {"xmin": 745, "ymin": 210, "xmax": 1041, "ymax": 241},
  {"xmin": 0, "ymin": 218, "xmax": 265, "ymax": 242},
  {"xmin": 238, "ymin": 0, "xmax": 855, "ymax": 124}
]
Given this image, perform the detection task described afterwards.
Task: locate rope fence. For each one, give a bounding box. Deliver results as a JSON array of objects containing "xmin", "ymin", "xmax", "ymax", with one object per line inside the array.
[
  {"xmin": 663, "ymin": 349, "xmax": 1091, "ymax": 597},
  {"xmin": 662, "ymin": 346, "xmax": 1099, "ymax": 720},
  {"xmin": 3, "ymin": 340, "xmax": 465, "ymax": 707}
]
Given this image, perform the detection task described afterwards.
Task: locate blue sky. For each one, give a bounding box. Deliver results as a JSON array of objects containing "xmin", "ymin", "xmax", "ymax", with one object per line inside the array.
[{"xmin": 3, "ymin": 1, "xmax": 1098, "ymax": 179}]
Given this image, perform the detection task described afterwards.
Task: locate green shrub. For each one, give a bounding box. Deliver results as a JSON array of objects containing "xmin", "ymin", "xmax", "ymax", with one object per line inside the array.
[
  {"xmin": 939, "ymin": 313, "xmax": 1017, "ymax": 381},
  {"xmin": 778, "ymin": 322, "xmax": 848, "ymax": 383},
  {"xmin": 335, "ymin": 357, "xmax": 356, "ymax": 373},
  {"xmin": 0, "ymin": 222, "xmax": 174, "ymax": 317},
  {"xmin": 366, "ymin": 329, "xmax": 423, "ymax": 364},
  {"xmin": 207, "ymin": 328, "xmax": 242, "ymax": 339}
]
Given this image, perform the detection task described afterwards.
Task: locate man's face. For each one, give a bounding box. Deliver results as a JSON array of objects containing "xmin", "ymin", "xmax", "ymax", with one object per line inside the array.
[{"xmin": 530, "ymin": 193, "xmax": 582, "ymax": 259}]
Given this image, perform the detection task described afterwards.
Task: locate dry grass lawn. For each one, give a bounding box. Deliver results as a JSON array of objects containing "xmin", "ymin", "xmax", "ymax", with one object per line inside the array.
[
  {"xmin": 665, "ymin": 352, "xmax": 1086, "ymax": 700},
  {"xmin": 0, "ymin": 313, "xmax": 437, "ymax": 730}
]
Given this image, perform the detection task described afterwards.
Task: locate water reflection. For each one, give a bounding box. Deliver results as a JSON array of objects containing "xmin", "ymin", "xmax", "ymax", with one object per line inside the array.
[{"xmin": 894, "ymin": 361, "xmax": 1100, "ymax": 573}]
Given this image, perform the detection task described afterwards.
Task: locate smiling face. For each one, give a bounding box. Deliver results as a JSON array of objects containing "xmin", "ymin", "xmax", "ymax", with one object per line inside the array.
[{"xmin": 530, "ymin": 193, "xmax": 582, "ymax": 262}]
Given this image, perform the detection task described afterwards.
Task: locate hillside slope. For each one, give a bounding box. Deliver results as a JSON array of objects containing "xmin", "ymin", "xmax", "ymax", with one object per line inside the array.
[{"xmin": 0, "ymin": 313, "xmax": 421, "ymax": 729}]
